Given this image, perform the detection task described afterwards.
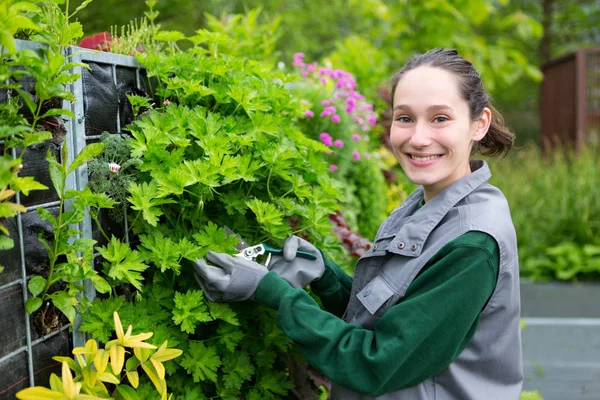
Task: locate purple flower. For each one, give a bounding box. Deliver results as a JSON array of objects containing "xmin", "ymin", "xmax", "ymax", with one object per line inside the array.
[
  {"xmin": 329, "ymin": 165, "xmax": 338, "ymax": 172},
  {"xmin": 332, "ymin": 115, "xmax": 341, "ymax": 123},
  {"xmin": 352, "ymin": 134, "xmax": 361, "ymax": 140},
  {"xmin": 368, "ymin": 116, "xmax": 377, "ymax": 126},
  {"xmin": 352, "ymin": 151, "xmax": 361, "ymax": 161},
  {"xmin": 346, "ymin": 97, "xmax": 356, "ymax": 107},
  {"xmin": 345, "ymin": 106, "xmax": 355, "ymax": 114},
  {"xmin": 304, "ymin": 110, "xmax": 314, "ymax": 118},
  {"xmin": 320, "ymin": 77, "xmax": 327, "ymax": 85},
  {"xmin": 333, "ymin": 139, "xmax": 344, "ymax": 148},
  {"xmin": 321, "ymin": 99, "xmax": 331, "ymax": 106},
  {"xmin": 319, "ymin": 67, "xmax": 331, "ymax": 75},
  {"xmin": 307, "ymin": 63, "xmax": 317, "ymax": 72}
]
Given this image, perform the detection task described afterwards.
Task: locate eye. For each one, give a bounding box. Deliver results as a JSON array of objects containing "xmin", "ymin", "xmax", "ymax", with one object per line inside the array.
[
  {"xmin": 433, "ymin": 116, "xmax": 449, "ymax": 123},
  {"xmin": 396, "ymin": 116, "xmax": 412, "ymax": 123}
]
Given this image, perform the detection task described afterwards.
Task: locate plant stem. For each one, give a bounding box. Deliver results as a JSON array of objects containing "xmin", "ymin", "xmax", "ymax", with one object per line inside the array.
[{"xmin": 91, "ymin": 210, "xmax": 111, "ymax": 242}]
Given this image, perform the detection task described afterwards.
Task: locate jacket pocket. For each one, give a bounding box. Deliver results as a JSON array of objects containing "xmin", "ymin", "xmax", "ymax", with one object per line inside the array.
[{"xmin": 356, "ymin": 275, "xmax": 395, "ymax": 315}]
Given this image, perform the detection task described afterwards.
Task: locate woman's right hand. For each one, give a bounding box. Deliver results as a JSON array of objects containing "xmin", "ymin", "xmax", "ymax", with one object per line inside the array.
[{"xmin": 268, "ymin": 236, "xmax": 325, "ymax": 288}]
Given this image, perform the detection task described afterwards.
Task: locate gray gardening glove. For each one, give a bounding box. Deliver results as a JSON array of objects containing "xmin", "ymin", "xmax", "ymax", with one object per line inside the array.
[
  {"xmin": 268, "ymin": 236, "xmax": 325, "ymax": 288},
  {"xmin": 193, "ymin": 251, "xmax": 268, "ymax": 302}
]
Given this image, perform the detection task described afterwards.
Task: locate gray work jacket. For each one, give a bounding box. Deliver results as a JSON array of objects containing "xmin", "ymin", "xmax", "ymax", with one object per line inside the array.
[{"xmin": 331, "ymin": 160, "xmax": 524, "ymax": 400}]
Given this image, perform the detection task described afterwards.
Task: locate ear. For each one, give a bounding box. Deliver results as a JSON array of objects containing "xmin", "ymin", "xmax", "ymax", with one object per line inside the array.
[{"xmin": 472, "ymin": 107, "xmax": 492, "ymax": 142}]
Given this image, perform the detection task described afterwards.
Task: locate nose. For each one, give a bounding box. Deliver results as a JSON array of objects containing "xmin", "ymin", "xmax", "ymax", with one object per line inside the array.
[{"xmin": 408, "ymin": 123, "xmax": 433, "ymax": 147}]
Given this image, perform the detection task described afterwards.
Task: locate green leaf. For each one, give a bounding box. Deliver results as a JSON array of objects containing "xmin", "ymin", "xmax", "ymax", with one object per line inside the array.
[
  {"xmin": 52, "ymin": 291, "xmax": 77, "ymax": 323},
  {"xmin": 25, "ymin": 297, "xmax": 42, "ymax": 314},
  {"xmin": 217, "ymin": 323, "xmax": 245, "ymax": 353},
  {"xmin": 246, "ymin": 198, "xmax": 291, "ymax": 239},
  {"xmin": 39, "ymin": 108, "xmax": 75, "ymax": 120},
  {"xmin": 208, "ymin": 303, "xmax": 239, "ymax": 326},
  {"xmin": 79, "ymin": 296, "xmax": 126, "ymax": 342},
  {"xmin": 97, "ymin": 236, "xmax": 149, "ymax": 291},
  {"xmin": 46, "ymin": 148, "xmax": 65, "ymax": 199},
  {"xmin": 172, "ymin": 290, "xmax": 212, "ymax": 334},
  {"xmin": 90, "ymin": 274, "xmax": 111, "ymax": 294},
  {"xmin": 37, "ymin": 207, "xmax": 57, "ymax": 229},
  {"xmin": 114, "ymin": 384, "xmax": 141, "ymax": 400},
  {"xmin": 154, "ymin": 30, "xmax": 186, "ymax": 42},
  {"xmin": 127, "ymin": 182, "xmax": 175, "ymax": 227},
  {"xmin": 0, "ymin": 235, "xmax": 14, "ymax": 250},
  {"xmin": 192, "ymin": 222, "xmax": 239, "ymax": 255},
  {"xmin": 179, "ymin": 342, "xmax": 221, "ymax": 383},
  {"xmin": 23, "ymin": 131, "xmax": 52, "ymax": 148},
  {"xmin": 70, "ymin": 0, "xmax": 93, "ymax": 17},
  {"xmin": 257, "ymin": 371, "xmax": 294, "ymax": 397},
  {"xmin": 71, "ymin": 237, "xmax": 96, "ymax": 253},
  {"xmin": 67, "ymin": 142, "xmax": 105, "ymax": 175},
  {"xmin": 177, "ymin": 237, "xmax": 204, "ymax": 261},
  {"xmin": 11, "ymin": 177, "xmax": 48, "ymax": 196},
  {"xmin": 28, "ymin": 276, "xmax": 47, "ymax": 297},
  {"xmin": 222, "ymin": 351, "xmax": 255, "ymax": 390},
  {"xmin": 139, "ymin": 231, "xmax": 181, "ymax": 274}
]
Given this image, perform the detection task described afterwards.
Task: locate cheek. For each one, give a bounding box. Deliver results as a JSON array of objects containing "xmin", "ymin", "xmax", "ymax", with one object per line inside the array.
[{"xmin": 389, "ymin": 125, "xmax": 405, "ymax": 147}]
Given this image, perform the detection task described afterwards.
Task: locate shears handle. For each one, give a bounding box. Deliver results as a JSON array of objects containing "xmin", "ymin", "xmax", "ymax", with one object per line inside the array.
[{"xmin": 262, "ymin": 243, "xmax": 317, "ymax": 260}]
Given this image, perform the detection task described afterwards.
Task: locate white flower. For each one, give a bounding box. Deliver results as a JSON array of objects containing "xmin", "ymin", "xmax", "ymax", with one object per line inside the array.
[{"xmin": 109, "ymin": 163, "xmax": 121, "ymax": 172}]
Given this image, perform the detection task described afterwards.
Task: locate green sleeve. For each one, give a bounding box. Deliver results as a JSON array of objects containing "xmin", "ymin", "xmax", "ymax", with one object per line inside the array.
[
  {"xmin": 308, "ymin": 251, "xmax": 353, "ymax": 318},
  {"xmin": 254, "ymin": 232, "xmax": 499, "ymax": 396}
]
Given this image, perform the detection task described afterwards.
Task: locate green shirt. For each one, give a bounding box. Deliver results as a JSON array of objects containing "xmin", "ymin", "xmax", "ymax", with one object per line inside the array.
[{"xmin": 255, "ymin": 231, "xmax": 499, "ymax": 395}]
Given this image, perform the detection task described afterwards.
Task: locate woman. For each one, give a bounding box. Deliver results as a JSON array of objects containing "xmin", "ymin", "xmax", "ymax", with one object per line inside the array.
[{"xmin": 194, "ymin": 48, "xmax": 524, "ymax": 399}]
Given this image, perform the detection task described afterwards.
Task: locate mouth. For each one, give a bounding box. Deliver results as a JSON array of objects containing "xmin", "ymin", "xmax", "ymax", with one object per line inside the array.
[{"xmin": 406, "ymin": 153, "xmax": 444, "ymax": 162}]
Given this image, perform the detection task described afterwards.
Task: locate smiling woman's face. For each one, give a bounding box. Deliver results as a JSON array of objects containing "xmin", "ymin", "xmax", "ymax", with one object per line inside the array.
[{"xmin": 390, "ymin": 66, "xmax": 488, "ymax": 201}]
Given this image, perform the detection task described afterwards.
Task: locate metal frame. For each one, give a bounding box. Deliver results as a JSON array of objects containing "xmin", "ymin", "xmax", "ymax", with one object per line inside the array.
[{"xmin": 2, "ymin": 39, "xmax": 144, "ymax": 391}]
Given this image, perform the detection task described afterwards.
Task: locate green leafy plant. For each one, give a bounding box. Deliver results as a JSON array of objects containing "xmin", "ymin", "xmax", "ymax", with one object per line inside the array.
[
  {"xmin": 0, "ymin": 0, "xmax": 95, "ymax": 272},
  {"xmin": 25, "ymin": 142, "xmax": 117, "ymax": 327},
  {"xmin": 16, "ymin": 311, "xmax": 182, "ymax": 400},
  {"xmin": 523, "ymin": 242, "xmax": 600, "ymax": 281},
  {"xmin": 488, "ymin": 141, "xmax": 600, "ymax": 280},
  {"xmin": 76, "ymin": 9, "xmax": 351, "ymax": 397}
]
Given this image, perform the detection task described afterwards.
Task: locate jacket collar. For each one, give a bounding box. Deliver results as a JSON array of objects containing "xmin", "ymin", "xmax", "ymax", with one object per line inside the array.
[{"xmin": 389, "ymin": 160, "xmax": 491, "ymax": 257}]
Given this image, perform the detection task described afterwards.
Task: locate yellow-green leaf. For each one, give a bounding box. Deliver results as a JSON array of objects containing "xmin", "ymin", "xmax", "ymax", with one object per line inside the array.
[
  {"xmin": 110, "ymin": 345, "xmax": 125, "ymax": 375},
  {"xmin": 94, "ymin": 349, "xmax": 110, "ymax": 373},
  {"xmin": 126, "ymin": 369, "xmax": 139, "ymax": 388},
  {"xmin": 15, "ymin": 386, "xmax": 64, "ymax": 399},
  {"xmin": 96, "ymin": 371, "xmax": 120, "ymax": 385}
]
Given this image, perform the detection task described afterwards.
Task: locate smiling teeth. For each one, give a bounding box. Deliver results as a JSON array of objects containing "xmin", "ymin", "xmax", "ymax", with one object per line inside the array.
[{"xmin": 410, "ymin": 155, "xmax": 441, "ymax": 161}]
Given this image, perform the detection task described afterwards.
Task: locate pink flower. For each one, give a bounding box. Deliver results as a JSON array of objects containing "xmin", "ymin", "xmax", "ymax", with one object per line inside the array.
[
  {"xmin": 304, "ymin": 110, "xmax": 314, "ymax": 118},
  {"xmin": 301, "ymin": 69, "xmax": 308, "ymax": 77},
  {"xmin": 329, "ymin": 165, "xmax": 338, "ymax": 172},
  {"xmin": 352, "ymin": 151, "xmax": 361, "ymax": 161},
  {"xmin": 293, "ymin": 52, "xmax": 305, "ymax": 67},
  {"xmin": 354, "ymin": 116, "xmax": 363, "ymax": 124},
  {"xmin": 352, "ymin": 134, "xmax": 361, "ymax": 140},
  {"xmin": 368, "ymin": 116, "xmax": 377, "ymax": 126},
  {"xmin": 319, "ymin": 67, "xmax": 331, "ymax": 75},
  {"xmin": 109, "ymin": 163, "xmax": 121, "ymax": 172},
  {"xmin": 332, "ymin": 115, "xmax": 341, "ymax": 123},
  {"xmin": 320, "ymin": 106, "xmax": 336, "ymax": 117},
  {"xmin": 319, "ymin": 132, "xmax": 333, "ymax": 146},
  {"xmin": 360, "ymin": 104, "xmax": 374, "ymax": 111},
  {"xmin": 163, "ymin": 99, "xmax": 170, "ymax": 105},
  {"xmin": 333, "ymin": 139, "xmax": 344, "ymax": 148},
  {"xmin": 307, "ymin": 63, "xmax": 317, "ymax": 72},
  {"xmin": 364, "ymin": 153, "xmax": 371, "ymax": 159},
  {"xmin": 320, "ymin": 77, "xmax": 327, "ymax": 85},
  {"xmin": 321, "ymin": 99, "xmax": 331, "ymax": 106},
  {"xmin": 345, "ymin": 106, "xmax": 355, "ymax": 114}
]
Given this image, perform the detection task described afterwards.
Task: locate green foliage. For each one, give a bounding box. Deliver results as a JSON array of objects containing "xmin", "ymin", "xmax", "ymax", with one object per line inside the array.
[
  {"xmin": 488, "ymin": 141, "xmax": 600, "ymax": 281},
  {"xmin": 524, "ymin": 242, "xmax": 600, "ymax": 281},
  {"xmin": 24, "ymin": 142, "xmax": 116, "ymax": 325},
  {"xmin": 16, "ymin": 311, "xmax": 183, "ymax": 400}
]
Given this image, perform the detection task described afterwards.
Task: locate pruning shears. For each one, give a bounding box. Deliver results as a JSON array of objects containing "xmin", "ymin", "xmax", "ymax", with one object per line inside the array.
[{"xmin": 224, "ymin": 226, "xmax": 317, "ymax": 267}]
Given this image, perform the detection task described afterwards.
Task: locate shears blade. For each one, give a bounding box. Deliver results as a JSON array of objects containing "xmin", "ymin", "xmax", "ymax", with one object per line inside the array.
[{"xmin": 223, "ymin": 226, "xmax": 250, "ymax": 252}]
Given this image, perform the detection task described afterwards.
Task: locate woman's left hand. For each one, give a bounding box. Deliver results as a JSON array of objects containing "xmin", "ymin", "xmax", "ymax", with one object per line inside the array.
[{"xmin": 193, "ymin": 251, "xmax": 268, "ymax": 302}]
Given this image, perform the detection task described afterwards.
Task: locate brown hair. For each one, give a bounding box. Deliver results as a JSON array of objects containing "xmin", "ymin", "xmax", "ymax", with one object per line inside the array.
[{"xmin": 390, "ymin": 48, "xmax": 514, "ymax": 157}]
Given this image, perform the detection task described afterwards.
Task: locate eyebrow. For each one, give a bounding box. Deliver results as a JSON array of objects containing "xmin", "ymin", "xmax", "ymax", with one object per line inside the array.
[{"xmin": 393, "ymin": 104, "xmax": 453, "ymax": 112}]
